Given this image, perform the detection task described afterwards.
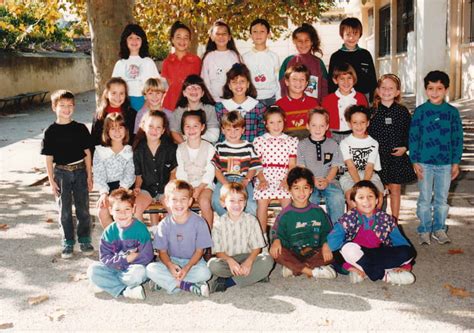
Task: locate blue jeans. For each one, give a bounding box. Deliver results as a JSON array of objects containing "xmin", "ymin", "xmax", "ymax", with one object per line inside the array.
[
  {"xmin": 212, "ymin": 175, "xmax": 257, "ymax": 216},
  {"xmin": 54, "ymin": 167, "xmax": 91, "ymax": 245},
  {"xmin": 87, "ymin": 262, "xmax": 147, "ymax": 297},
  {"xmin": 416, "ymin": 163, "xmax": 452, "ymax": 233},
  {"xmin": 146, "ymin": 257, "xmax": 211, "ymax": 294},
  {"xmin": 310, "ymin": 182, "xmax": 345, "ymax": 224}
]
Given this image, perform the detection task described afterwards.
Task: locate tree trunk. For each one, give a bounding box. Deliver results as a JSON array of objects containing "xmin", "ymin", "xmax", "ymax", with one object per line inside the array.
[{"xmin": 86, "ymin": 0, "xmax": 135, "ymax": 106}]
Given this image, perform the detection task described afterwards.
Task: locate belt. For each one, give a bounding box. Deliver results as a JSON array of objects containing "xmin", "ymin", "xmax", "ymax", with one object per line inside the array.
[
  {"xmin": 55, "ymin": 161, "xmax": 85, "ymax": 171},
  {"xmin": 262, "ymin": 163, "xmax": 289, "ymax": 168}
]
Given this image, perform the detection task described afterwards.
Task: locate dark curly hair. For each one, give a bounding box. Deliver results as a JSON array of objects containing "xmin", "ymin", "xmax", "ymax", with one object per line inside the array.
[
  {"xmin": 292, "ymin": 23, "xmax": 322, "ymax": 56},
  {"xmin": 119, "ymin": 23, "xmax": 150, "ymax": 59},
  {"xmin": 222, "ymin": 63, "xmax": 257, "ymax": 99}
]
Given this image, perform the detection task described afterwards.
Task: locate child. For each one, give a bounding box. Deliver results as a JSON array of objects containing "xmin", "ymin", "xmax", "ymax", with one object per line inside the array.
[
  {"xmin": 201, "ymin": 20, "xmax": 241, "ymax": 102},
  {"xmin": 279, "ymin": 23, "xmax": 328, "ymax": 101},
  {"xmin": 297, "ymin": 108, "xmax": 346, "ymax": 224},
  {"xmin": 368, "ymin": 74, "xmax": 417, "ymax": 219},
  {"xmin": 207, "ymin": 183, "xmax": 274, "ymax": 293},
  {"xmin": 40, "ymin": 90, "xmax": 94, "ymax": 258},
  {"xmin": 146, "ymin": 180, "xmax": 212, "ymax": 297},
  {"xmin": 93, "ymin": 113, "xmax": 135, "ymax": 228},
  {"xmin": 328, "ymin": 17, "xmax": 377, "ymax": 102},
  {"xmin": 215, "ymin": 63, "xmax": 266, "ymax": 143},
  {"xmin": 112, "ymin": 23, "xmax": 160, "ymax": 111},
  {"xmin": 87, "ymin": 189, "xmax": 153, "ymax": 300},
  {"xmin": 275, "ymin": 64, "xmax": 319, "ymax": 136},
  {"xmin": 322, "ymin": 63, "xmax": 368, "ymax": 143},
  {"xmin": 212, "ymin": 111, "xmax": 261, "ymax": 217},
  {"xmin": 340, "ymin": 105, "xmax": 384, "ymax": 208},
  {"xmin": 133, "ymin": 110, "xmax": 177, "ymax": 223},
  {"xmin": 161, "ymin": 21, "xmax": 201, "ymax": 111},
  {"xmin": 91, "ymin": 77, "xmax": 136, "ymax": 148},
  {"xmin": 170, "ymin": 75, "xmax": 219, "ymax": 144},
  {"xmin": 409, "ymin": 71, "xmax": 463, "ymax": 245},
  {"xmin": 176, "ymin": 110, "xmax": 215, "ymax": 228},
  {"xmin": 134, "ymin": 77, "xmax": 167, "ymax": 134},
  {"xmin": 253, "ymin": 106, "xmax": 298, "ymax": 231},
  {"xmin": 327, "ymin": 180, "xmax": 415, "ymax": 285},
  {"xmin": 242, "ymin": 18, "xmax": 280, "ymax": 106},
  {"xmin": 269, "ymin": 166, "xmax": 336, "ymax": 279}
]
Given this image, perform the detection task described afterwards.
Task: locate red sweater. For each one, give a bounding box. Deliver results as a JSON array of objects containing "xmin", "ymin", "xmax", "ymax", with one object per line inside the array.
[
  {"xmin": 321, "ymin": 92, "xmax": 368, "ymax": 131},
  {"xmin": 275, "ymin": 95, "xmax": 319, "ymax": 132}
]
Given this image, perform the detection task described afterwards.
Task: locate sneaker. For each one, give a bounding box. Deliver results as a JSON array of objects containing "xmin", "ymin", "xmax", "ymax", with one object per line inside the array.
[
  {"xmin": 80, "ymin": 243, "xmax": 94, "ymax": 256},
  {"xmin": 418, "ymin": 232, "xmax": 431, "ymax": 245},
  {"xmin": 281, "ymin": 266, "xmax": 294, "ymax": 278},
  {"xmin": 432, "ymin": 230, "xmax": 451, "ymax": 244},
  {"xmin": 147, "ymin": 279, "xmax": 162, "ymax": 292},
  {"xmin": 349, "ymin": 271, "xmax": 365, "ymax": 284},
  {"xmin": 208, "ymin": 277, "xmax": 227, "ymax": 293},
  {"xmin": 61, "ymin": 245, "xmax": 74, "ymax": 259},
  {"xmin": 312, "ymin": 265, "xmax": 337, "ymax": 279},
  {"xmin": 123, "ymin": 285, "xmax": 145, "ymax": 300},
  {"xmin": 189, "ymin": 282, "xmax": 209, "ymax": 297},
  {"xmin": 384, "ymin": 270, "xmax": 415, "ymax": 285}
]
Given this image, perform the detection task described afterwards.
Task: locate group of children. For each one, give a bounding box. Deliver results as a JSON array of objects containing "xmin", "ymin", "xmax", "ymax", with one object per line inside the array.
[{"xmin": 40, "ymin": 16, "xmax": 463, "ymax": 300}]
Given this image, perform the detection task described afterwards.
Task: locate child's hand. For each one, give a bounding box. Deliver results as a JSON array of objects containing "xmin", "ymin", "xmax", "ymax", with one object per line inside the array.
[
  {"xmin": 228, "ymin": 258, "xmax": 242, "ymax": 276},
  {"xmin": 176, "ymin": 265, "xmax": 190, "ymax": 281},
  {"xmin": 126, "ymin": 251, "xmax": 140, "ymax": 263},
  {"xmin": 391, "ymin": 147, "xmax": 407, "ymax": 156},
  {"xmin": 270, "ymin": 240, "xmax": 282, "ymax": 259},
  {"xmin": 257, "ymin": 178, "xmax": 268, "ymax": 191},
  {"xmin": 50, "ymin": 179, "xmax": 60, "ymax": 197},
  {"xmin": 240, "ymin": 259, "xmax": 253, "ymax": 276},
  {"xmin": 167, "ymin": 263, "xmax": 181, "ymax": 279},
  {"xmin": 96, "ymin": 193, "xmax": 109, "ymax": 208},
  {"xmin": 321, "ymin": 243, "xmax": 333, "ymax": 263},
  {"xmin": 133, "ymin": 187, "xmax": 141, "ymax": 196},
  {"xmin": 451, "ymin": 164, "xmax": 460, "ymax": 180},
  {"xmin": 315, "ymin": 177, "xmax": 329, "ymax": 190},
  {"xmin": 413, "ymin": 163, "xmax": 423, "ymax": 180}
]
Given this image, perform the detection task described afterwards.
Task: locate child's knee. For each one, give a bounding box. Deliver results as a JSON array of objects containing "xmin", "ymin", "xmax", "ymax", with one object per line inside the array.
[{"xmin": 340, "ymin": 242, "xmax": 364, "ymax": 263}]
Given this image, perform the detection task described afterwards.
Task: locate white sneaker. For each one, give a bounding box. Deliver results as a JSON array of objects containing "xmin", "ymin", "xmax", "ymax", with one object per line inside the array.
[
  {"xmin": 384, "ymin": 270, "xmax": 415, "ymax": 285},
  {"xmin": 432, "ymin": 230, "xmax": 451, "ymax": 244},
  {"xmin": 189, "ymin": 282, "xmax": 209, "ymax": 297},
  {"xmin": 349, "ymin": 271, "xmax": 365, "ymax": 284},
  {"xmin": 281, "ymin": 266, "xmax": 294, "ymax": 278},
  {"xmin": 123, "ymin": 285, "xmax": 145, "ymax": 300},
  {"xmin": 312, "ymin": 265, "xmax": 337, "ymax": 279}
]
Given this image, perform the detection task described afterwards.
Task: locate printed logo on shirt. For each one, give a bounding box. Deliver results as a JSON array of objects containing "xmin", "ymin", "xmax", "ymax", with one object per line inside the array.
[
  {"xmin": 360, "ymin": 63, "xmax": 369, "ymax": 73},
  {"xmin": 349, "ymin": 146, "xmax": 376, "ymax": 170},
  {"xmin": 311, "ymin": 220, "xmax": 322, "ymax": 227},
  {"xmin": 165, "ymin": 164, "xmax": 171, "ymax": 168},
  {"xmin": 295, "ymin": 221, "xmax": 308, "ymax": 228},
  {"xmin": 227, "ymin": 157, "xmax": 242, "ymax": 175},
  {"xmin": 385, "ymin": 117, "xmax": 392, "ymax": 125},
  {"xmin": 126, "ymin": 64, "xmax": 140, "ymax": 80},
  {"xmin": 305, "ymin": 75, "xmax": 319, "ymax": 98}
]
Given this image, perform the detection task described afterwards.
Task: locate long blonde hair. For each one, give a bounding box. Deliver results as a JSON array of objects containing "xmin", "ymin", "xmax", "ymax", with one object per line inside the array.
[{"xmin": 372, "ymin": 74, "xmax": 402, "ymax": 108}]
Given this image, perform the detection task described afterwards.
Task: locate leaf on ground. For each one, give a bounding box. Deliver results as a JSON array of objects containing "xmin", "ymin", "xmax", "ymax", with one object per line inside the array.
[
  {"xmin": 0, "ymin": 323, "xmax": 14, "ymax": 329},
  {"xmin": 444, "ymin": 284, "xmax": 471, "ymax": 298},
  {"xmin": 0, "ymin": 224, "xmax": 8, "ymax": 231},
  {"xmin": 448, "ymin": 248, "xmax": 464, "ymax": 255},
  {"xmin": 46, "ymin": 309, "xmax": 66, "ymax": 322},
  {"xmin": 69, "ymin": 272, "xmax": 88, "ymax": 282},
  {"xmin": 27, "ymin": 294, "xmax": 49, "ymax": 305},
  {"xmin": 45, "ymin": 218, "xmax": 54, "ymax": 224}
]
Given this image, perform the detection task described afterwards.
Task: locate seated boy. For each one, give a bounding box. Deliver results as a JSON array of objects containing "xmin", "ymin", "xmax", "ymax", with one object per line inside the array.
[
  {"xmin": 322, "ymin": 62, "xmax": 368, "ymax": 144},
  {"xmin": 87, "ymin": 189, "xmax": 153, "ymax": 300},
  {"xmin": 269, "ymin": 166, "xmax": 336, "ymax": 279},
  {"xmin": 212, "ymin": 111, "xmax": 262, "ymax": 216},
  {"xmin": 146, "ymin": 180, "xmax": 212, "ymax": 297},
  {"xmin": 297, "ymin": 108, "xmax": 345, "ymax": 224},
  {"xmin": 207, "ymin": 183, "xmax": 274, "ymax": 293}
]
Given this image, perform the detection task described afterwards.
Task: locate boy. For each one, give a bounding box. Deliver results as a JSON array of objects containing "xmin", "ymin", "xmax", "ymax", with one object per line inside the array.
[
  {"xmin": 146, "ymin": 180, "xmax": 212, "ymax": 297},
  {"xmin": 242, "ymin": 18, "xmax": 280, "ymax": 107},
  {"xmin": 269, "ymin": 166, "xmax": 336, "ymax": 279},
  {"xmin": 409, "ymin": 70, "xmax": 463, "ymax": 245},
  {"xmin": 297, "ymin": 108, "xmax": 345, "ymax": 224},
  {"xmin": 339, "ymin": 105, "xmax": 384, "ymax": 208},
  {"xmin": 322, "ymin": 62, "xmax": 368, "ymax": 143},
  {"xmin": 212, "ymin": 111, "xmax": 262, "ymax": 216},
  {"xmin": 87, "ymin": 189, "xmax": 153, "ymax": 300},
  {"xmin": 41, "ymin": 90, "xmax": 94, "ymax": 259},
  {"xmin": 207, "ymin": 183, "xmax": 274, "ymax": 293},
  {"xmin": 275, "ymin": 64, "xmax": 319, "ymax": 137},
  {"xmin": 328, "ymin": 17, "xmax": 377, "ymax": 102}
]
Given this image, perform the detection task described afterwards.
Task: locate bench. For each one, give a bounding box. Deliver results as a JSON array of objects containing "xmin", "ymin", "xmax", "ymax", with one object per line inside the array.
[{"xmin": 0, "ymin": 91, "xmax": 48, "ymax": 111}]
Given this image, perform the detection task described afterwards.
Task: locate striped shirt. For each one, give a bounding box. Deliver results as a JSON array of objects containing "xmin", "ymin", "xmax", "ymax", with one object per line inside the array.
[
  {"xmin": 212, "ymin": 140, "xmax": 262, "ymax": 177},
  {"xmin": 297, "ymin": 137, "xmax": 344, "ymax": 178}
]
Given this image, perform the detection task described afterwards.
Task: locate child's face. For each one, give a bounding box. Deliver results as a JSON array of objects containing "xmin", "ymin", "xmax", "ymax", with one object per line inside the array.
[
  {"xmin": 377, "ymin": 78, "xmax": 400, "ymax": 104},
  {"xmin": 307, "ymin": 113, "xmax": 329, "ymax": 141},
  {"xmin": 126, "ymin": 33, "xmax": 142, "ymax": 55},
  {"xmin": 342, "ymin": 28, "xmax": 360, "ymax": 50},
  {"xmin": 348, "ymin": 112, "xmax": 369, "ymax": 138},
  {"xmin": 211, "ymin": 26, "xmax": 231, "ymax": 50},
  {"xmin": 183, "ymin": 116, "xmax": 204, "ymax": 140},
  {"xmin": 293, "ymin": 32, "xmax": 312, "ymax": 55},
  {"xmin": 222, "ymin": 125, "xmax": 245, "ymax": 143},
  {"xmin": 166, "ymin": 189, "xmax": 193, "ymax": 219},
  {"xmin": 108, "ymin": 122, "xmax": 126, "ymax": 144},
  {"xmin": 145, "ymin": 89, "xmax": 164, "ymax": 109},
  {"xmin": 172, "ymin": 28, "xmax": 191, "ymax": 53},
  {"xmin": 333, "ymin": 73, "xmax": 355, "ymax": 95},
  {"xmin": 183, "ymin": 84, "xmax": 204, "ymax": 103},
  {"xmin": 353, "ymin": 187, "xmax": 377, "ymax": 217},
  {"xmin": 290, "ymin": 178, "xmax": 312, "ymax": 208},
  {"xmin": 265, "ymin": 113, "xmax": 285, "ymax": 136},
  {"xmin": 53, "ymin": 98, "xmax": 74, "ymax": 123},
  {"xmin": 222, "ymin": 191, "xmax": 246, "ymax": 219},
  {"xmin": 108, "ymin": 83, "xmax": 126, "ymax": 108},
  {"xmin": 144, "ymin": 116, "xmax": 165, "ymax": 142},
  {"xmin": 426, "ymin": 80, "xmax": 447, "ymax": 105},
  {"xmin": 229, "ymin": 75, "xmax": 249, "ymax": 98},
  {"xmin": 285, "ymin": 72, "xmax": 308, "ymax": 97},
  {"xmin": 250, "ymin": 23, "xmax": 269, "ymax": 47},
  {"xmin": 109, "ymin": 200, "xmax": 134, "ymax": 228}
]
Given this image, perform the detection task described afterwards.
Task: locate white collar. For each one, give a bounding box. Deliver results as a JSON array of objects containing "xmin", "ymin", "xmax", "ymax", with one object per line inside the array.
[
  {"xmin": 335, "ymin": 89, "xmax": 356, "ymax": 100},
  {"xmin": 221, "ymin": 97, "xmax": 259, "ymax": 113},
  {"xmin": 262, "ymin": 133, "xmax": 289, "ymax": 140},
  {"xmin": 95, "ymin": 145, "xmax": 132, "ymax": 160}
]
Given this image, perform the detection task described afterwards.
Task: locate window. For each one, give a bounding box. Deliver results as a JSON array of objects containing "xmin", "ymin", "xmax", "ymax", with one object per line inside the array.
[
  {"xmin": 368, "ymin": 8, "xmax": 374, "ymax": 36},
  {"xmin": 379, "ymin": 5, "xmax": 391, "ymax": 56},
  {"xmin": 470, "ymin": 0, "xmax": 474, "ymax": 42},
  {"xmin": 396, "ymin": 0, "xmax": 414, "ymax": 53}
]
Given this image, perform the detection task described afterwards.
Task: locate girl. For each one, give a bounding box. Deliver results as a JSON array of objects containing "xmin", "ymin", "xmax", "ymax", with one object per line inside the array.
[
  {"xmin": 279, "ymin": 23, "xmax": 328, "ymax": 101},
  {"xmin": 170, "ymin": 75, "xmax": 219, "ymax": 144},
  {"xmin": 93, "ymin": 113, "xmax": 135, "ymax": 228},
  {"xmin": 215, "ymin": 63, "xmax": 265, "ymax": 143},
  {"xmin": 91, "ymin": 77, "xmax": 136, "ymax": 148},
  {"xmin": 327, "ymin": 180, "xmax": 415, "ymax": 285},
  {"xmin": 133, "ymin": 110, "xmax": 177, "ymax": 224},
  {"xmin": 368, "ymin": 74, "xmax": 417, "ymax": 219},
  {"xmin": 112, "ymin": 24, "xmax": 160, "ymax": 112},
  {"xmin": 201, "ymin": 20, "xmax": 241, "ymax": 102},
  {"xmin": 253, "ymin": 106, "xmax": 298, "ymax": 231},
  {"xmin": 176, "ymin": 110, "xmax": 215, "ymax": 228},
  {"xmin": 161, "ymin": 21, "xmax": 201, "ymax": 111},
  {"xmin": 134, "ymin": 78, "xmax": 167, "ymax": 134}
]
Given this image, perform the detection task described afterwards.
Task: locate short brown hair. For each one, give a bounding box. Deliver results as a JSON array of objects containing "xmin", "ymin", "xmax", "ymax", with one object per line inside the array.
[
  {"xmin": 220, "ymin": 110, "xmax": 245, "ymax": 129},
  {"xmin": 109, "ymin": 188, "xmax": 135, "ymax": 206},
  {"xmin": 308, "ymin": 107, "xmax": 330, "ymax": 125},
  {"xmin": 102, "ymin": 113, "xmax": 129, "ymax": 146},
  {"xmin": 164, "ymin": 179, "xmax": 194, "ymax": 199},
  {"xmin": 263, "ymin": 105, "xmax": 285, "ymax": 123},
  {"xmin": 142, "ymin": 77, "xmax": 167, "ymax": 95},
  {"xmin": 220, "ymin": 182, "xmax": 248, "ymax": 202},
  {"xmin": 349, "ymin": 180, "xmax": 379, "ymax": 201},
  {"xmin": 51, "ymin": 89, "xmax": 74, "ymax": 108},
  {"xmin": 284, "ymin": 64, "xmax": 310, "ymax": 82},
  {"xmin": 339, "ymin": 17, "xmax": 363, "ymax": 37},
  {"xmin": 332, "ymin": 63, "xmax": 357, "ymax": 84}
]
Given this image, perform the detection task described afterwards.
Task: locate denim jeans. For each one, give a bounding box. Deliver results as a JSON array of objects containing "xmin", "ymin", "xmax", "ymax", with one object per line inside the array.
[
  {"xmin": 212, "ymin": 175, "xmax": 257, "ymax": 216},
  {"xmin": 416, "ymin": 163, "xmax": 452, "ymax": 233},
  {"xmin": 87, "ymin": 262, "xmax": 147, "ymax": 297},
  {"xmin": 146, "ymin": 257, "xmax": 212, "ymax": 294},
  {"xmin": 54, "ymin": 167, "xmax": 91, "ymax": 245},
  {"xmin": 310, "ymin": 182, "xmax": 346, "ymax": 224}
]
